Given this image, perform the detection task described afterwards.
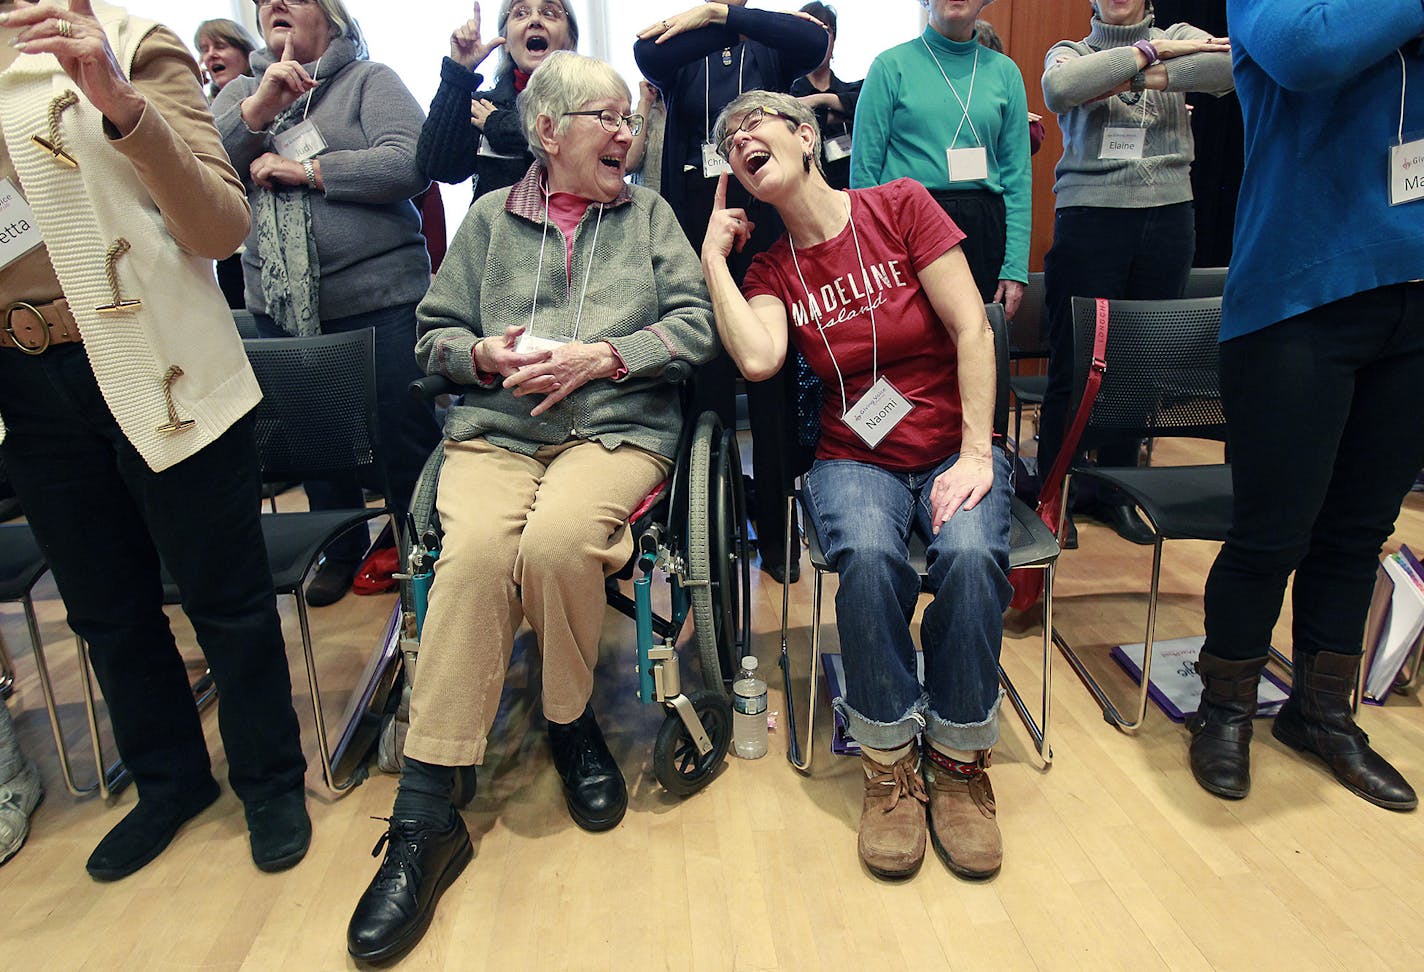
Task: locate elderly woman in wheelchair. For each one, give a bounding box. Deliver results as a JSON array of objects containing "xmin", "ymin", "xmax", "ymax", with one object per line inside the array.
[
  {"xmin": 347, "ymin": 52, "xmax": 718, "ymax": 963},
  {"xmin": 701, "ymin": 91, "xmax": 1013, "ymax": 883}
]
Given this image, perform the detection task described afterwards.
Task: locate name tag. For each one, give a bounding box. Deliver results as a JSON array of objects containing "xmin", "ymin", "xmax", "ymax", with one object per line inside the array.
[
  {"xmin": 1390, "ymin": 137, "xmax": 1424, "ymax": 206},
  {"xmin": 1101, "ymin": 126, "xmax": 1145, "ymax": 160},
  {"xmin": 273, "ymin": 119, "xmax": 326, "ymax": 162},
  {"xmin": 477, "ymin": 133, "xmax": 524, "ymax": 160},
  {"xmin": 842, "ymin": 377, "xmax": 912, "ymax": 450},
  {"xmin": 0, "ymin": 178, "xmax": 43, "ymax": 272},
  {"xmin": 515, "ymin": 332, "xmax": 566, "ymax": 355},
  {"xmin": 946, "ymin": 146, "xmax": 988, "ymax": 183},
  {"xmin": 823, "ymin": 133, "xmax": 852, "ymax": 163},
  {"xmin": 702, "ymin": 142, "xmax": 732, "ymax": 178}
]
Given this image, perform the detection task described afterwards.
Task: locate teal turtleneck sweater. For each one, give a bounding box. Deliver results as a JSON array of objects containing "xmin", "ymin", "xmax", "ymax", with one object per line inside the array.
[
  {"xmin": 1042, "ymin": 15, "xmax": 1233, "ymax": 209},
  {"xmin": 851, "ymin": 25, "xmax": 1031, "ymax": 284}
]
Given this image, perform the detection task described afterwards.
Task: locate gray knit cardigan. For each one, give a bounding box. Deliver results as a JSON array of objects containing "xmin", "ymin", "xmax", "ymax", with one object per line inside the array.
[{"xmin": 416, "ymin": 164, "xmax": 719, "ymax": 460}]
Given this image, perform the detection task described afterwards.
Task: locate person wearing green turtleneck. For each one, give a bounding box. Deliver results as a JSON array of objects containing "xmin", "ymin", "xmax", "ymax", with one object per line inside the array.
[{"xmin": 851, "ymin": 0, "xmax": 1030, "ymax": 320}]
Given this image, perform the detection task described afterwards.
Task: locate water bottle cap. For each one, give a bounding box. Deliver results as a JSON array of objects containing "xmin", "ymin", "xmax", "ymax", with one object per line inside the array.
[{"xmin": 740, "ymin": 656, "xmax": 758, "ymax": 672}]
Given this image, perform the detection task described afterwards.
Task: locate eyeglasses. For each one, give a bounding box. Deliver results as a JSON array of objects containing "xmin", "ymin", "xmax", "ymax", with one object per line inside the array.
[
  {"xmin": 254, "ymin": 0, "xmax": 316, "ymax": 8},
  {"xmin": 563, "ymin": 110, "xmax": 646, "ymax": 137},
  {"xmin": 717, "ymin": 106, "xmax": 793, "ymax": 160},
  {"xmin": 508, "ymin": 2, "xmax": 567, "ymax": 21}
]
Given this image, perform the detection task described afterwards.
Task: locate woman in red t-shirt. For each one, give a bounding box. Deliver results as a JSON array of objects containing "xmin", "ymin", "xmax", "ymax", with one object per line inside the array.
[{"xmin": 701, "ymin": 90, "xmax": 1013, "ymax": 883}]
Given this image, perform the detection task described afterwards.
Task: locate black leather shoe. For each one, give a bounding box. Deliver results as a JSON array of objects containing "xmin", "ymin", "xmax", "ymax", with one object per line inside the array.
[
  {"xmin": 1188, "ymin": 654, "xmax": 1267, "ymax": 799},
  {"xmin": 347, "ymin": 814, "xmax": 473, "ymax": 964},
  {"xmin": 86, "ymin": 779, "xmax": 220, "ymax": 881},
  {"xmin": 1094, "ymin": 502, "xmax": 1155, "ymax": 546},
  {"xmin": 763, "ymin": 558, "xmax": 801, "ymax": 585},
  {"xmin": 244, "ymin": 788, "xmax": 311, "ymax": 872},
  {"xmin": 1272, "ymin": 650, "xmax": 1418, "ymax": 811},
  {"xmin": 547, "ymin": 706, "xmax": 627, "ymax": 832},
  {"xmin": 305, "ymin": 555, "xmax": 360, "ymax": 607}
]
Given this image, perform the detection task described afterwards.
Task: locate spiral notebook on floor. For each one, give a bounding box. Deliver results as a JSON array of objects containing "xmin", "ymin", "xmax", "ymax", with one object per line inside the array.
[
  {"xmin": 821, "ymin": 650, "xmax": 925, "ymax": 756},
  {"xmin": 1110, "ymin": 636, "xmax": 1289, "ymax": 723}
]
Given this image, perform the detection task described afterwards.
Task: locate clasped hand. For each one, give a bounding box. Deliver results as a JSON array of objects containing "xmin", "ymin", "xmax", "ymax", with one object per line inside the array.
[{"xmin": 480, "ymin": 326, "xmax": 617, "ymax": 418}]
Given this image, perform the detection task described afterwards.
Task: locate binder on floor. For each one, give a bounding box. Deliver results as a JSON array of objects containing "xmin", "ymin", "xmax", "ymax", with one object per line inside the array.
[
  {"xmin": 1110, "ymin": 636, "xmax": 1289, "ymax": 722},
  {"xmin": 1362, "ymin": 546, "xmax": 1424, "ymax": 704}
]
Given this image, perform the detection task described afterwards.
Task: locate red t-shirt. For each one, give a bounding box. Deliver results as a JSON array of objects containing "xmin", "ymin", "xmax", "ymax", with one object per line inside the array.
[{"xmin": 742, "ymin": 178, "xmax": 967, "ymax": 472}]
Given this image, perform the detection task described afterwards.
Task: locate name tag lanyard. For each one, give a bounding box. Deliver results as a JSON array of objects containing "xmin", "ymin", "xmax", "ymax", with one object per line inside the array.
[
  {"xmin": 706, "ymin": 48, "xmax": 747, "ymax": 145},
  {"xmin": 1390, "ymin": 49, "xmax": 1424, "ymax": 207},
  {"xmin": 273, "ymin": 54, "xmax": 325, "ymax": 161},
  {"xmin": 922, "ymin": 39, "xmax": 982, "ymax": 153},
  {"xmin": 787, "ymin": 193, "xmax": 879, "ymax": 417},
  {"xmin": 1101, "ymin": 87, "xmax": 1150, "ymax": 160},
  {"xmin": 524, "ymin": 175, "xmax": 607, "ymax": 345}
]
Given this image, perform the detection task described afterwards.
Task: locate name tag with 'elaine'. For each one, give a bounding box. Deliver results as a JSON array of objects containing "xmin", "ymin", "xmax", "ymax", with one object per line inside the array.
[
  {"xmin": 1389, "ymin": 137, "xmax": 1424, "ymax": 206},
  {"xmin": 842, "ymin": 377, "xmax": 912, "ymax": 450},
  {"xmin": 0, "ymin": 178, "xmax": 43, "ymax": 272},
  {"xmin": 1101, "ymin": 126, "xmax": 1144, "ymax": 160}
]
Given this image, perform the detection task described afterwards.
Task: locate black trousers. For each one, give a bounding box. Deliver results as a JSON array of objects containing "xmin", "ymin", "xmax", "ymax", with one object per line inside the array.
[
  {"xmin": 675, "ymin": 167, "xmax": 796, "ymax": 565},
  {"xmin": 1203, "ymin": 283, "xmax": 1424, "ymax": 661},
  {"xmin": 0, "ymin": 344, "xmax": 306, "ymax": 804},
  {"xmin": 928, "ymin": 188, "xmax": 1007, "ymax": 304},
  {"xmin": 1039, "ymin": 202, "xmax": 1196, "ymax": 485}
]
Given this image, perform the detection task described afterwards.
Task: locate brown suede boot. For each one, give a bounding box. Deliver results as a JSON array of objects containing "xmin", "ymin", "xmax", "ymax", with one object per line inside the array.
[
  {"xmin": 858, "ymin": 749, "xmax": 928, "ymax": 879},
  {"xmin": 924, "ymin": 748, "xmax": 1002, "ymax": 879}
]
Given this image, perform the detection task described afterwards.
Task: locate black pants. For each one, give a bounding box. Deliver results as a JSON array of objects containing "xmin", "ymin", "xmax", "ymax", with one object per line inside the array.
[
  {"xmin": 1039, "ymin": 202, "xmax": 1196, "ymax": 484},
  {"xmin": 675, "ymin": 168, "xmax": 796, "ymax": 565},
  {"xmin": 928, "ymin": 188, "xmax": 1007, "ymax": 304},
  {"xmin": 1203, "ymin": 283, "xmax": 1424, "ymax": 661},
  {"xmin": 0, "ymin": 344, "xmax": 306, "ymax": 804}
]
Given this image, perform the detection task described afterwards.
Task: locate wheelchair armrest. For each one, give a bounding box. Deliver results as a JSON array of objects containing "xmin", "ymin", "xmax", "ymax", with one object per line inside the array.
[
  {"xmin": 663, "ymin": 359, "xmax": 693, "ymax": 385},
  {"xmin": 409, "ymin": 374, "xmax": 457, "ymax": 401}
]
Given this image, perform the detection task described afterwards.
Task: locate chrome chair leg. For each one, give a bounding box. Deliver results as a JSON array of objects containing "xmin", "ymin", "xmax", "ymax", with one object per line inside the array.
[
  {"xmin": 293, "ymin": 592, "xmax": 361, "ymax": 796},
  {"xmin": 0, "ymin": 631, "xmax": 14, "ymax": 699},
  {"xmin": 783, "ymin": 558, "xmax": 823, "ymax": 774},
  {"xmin": 1000, "ymin": 561, "xmax": 1054, "ymax": 767}
]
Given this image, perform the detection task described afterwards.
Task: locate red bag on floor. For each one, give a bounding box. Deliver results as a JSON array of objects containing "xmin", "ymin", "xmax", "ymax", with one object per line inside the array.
[{"xmin": 1008, "ymin": 298, "xmax": 1110, "ymax": 611}]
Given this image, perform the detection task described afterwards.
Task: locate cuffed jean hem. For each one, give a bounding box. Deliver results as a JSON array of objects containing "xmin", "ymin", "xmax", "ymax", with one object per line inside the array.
[
  {"xmin": 924, "ymin": 688, "xmax": 1004, "ymax": 752},
  {"xmin": 833, "ymin": 694, "xmax": 927, "ymax": 751}
]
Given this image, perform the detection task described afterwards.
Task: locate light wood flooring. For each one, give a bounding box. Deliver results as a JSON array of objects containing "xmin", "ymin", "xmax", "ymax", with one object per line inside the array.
[{"xmin": 3, "ymin": 435, "xmax": 1424, "ymax": 971}]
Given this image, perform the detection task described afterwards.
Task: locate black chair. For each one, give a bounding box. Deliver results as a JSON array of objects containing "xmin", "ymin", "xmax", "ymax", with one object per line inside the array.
[
  {"xmin": 231, "ymin": 308, "xmax": 260, "ymax": 340},
  {"xmin": 779, "ymin": 303, "xmax": 1061, "ymax": 771},
  {"xmin": 1182, "ymin": 266, "xmax": 1229, "ymax": 299},
  {"xmin": 1053, "ymin": 296, "xmax": 1233, "ymax": 731},
  {"xmin": 1008, "ymin": 271, "xmax": 1048, "ymax": 456}
]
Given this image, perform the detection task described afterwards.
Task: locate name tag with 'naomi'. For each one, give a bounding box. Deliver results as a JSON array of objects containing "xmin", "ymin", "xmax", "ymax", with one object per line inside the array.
[{"xmin": 843, "ymin": 377, "xmax": 912, "ymax": 450}]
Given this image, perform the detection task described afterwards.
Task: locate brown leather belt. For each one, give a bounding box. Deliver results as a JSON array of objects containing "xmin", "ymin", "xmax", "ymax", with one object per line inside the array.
[{"xmin": 1, "ymin": 298, "xmax": 82, "ymax": 354}]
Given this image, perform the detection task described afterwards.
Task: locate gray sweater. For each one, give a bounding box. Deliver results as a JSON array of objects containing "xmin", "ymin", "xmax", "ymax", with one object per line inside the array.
[
  {"xmin": 416, "ymin": 165, "xmax": 718, "ymax": 460},
  {"xmin": 213, "ymin": 41, "xmax": 431, "ymax": 320},
  {"xmin": 1042, "ymin": 17, "xmax": 1234, "ymax": 209}
]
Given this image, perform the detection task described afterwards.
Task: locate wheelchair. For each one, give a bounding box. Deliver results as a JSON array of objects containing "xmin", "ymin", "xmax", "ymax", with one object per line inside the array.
[{"xmin": 386, "ymin": 364, "xmax": 751, "ymax": 799}]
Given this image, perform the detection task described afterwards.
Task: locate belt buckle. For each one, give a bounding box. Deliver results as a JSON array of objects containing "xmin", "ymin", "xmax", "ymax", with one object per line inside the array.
[{"xmin": 4, "ymin": 302, "xmax": 51, "ymax": 355}]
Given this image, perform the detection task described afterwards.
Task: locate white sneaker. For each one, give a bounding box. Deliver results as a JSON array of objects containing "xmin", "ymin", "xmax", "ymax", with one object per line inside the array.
[{"xmin": 0, "ymin": 760, "xmax": 44, "ymax": 866}]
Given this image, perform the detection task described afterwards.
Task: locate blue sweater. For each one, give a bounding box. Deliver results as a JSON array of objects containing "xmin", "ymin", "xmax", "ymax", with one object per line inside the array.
[{"xmin": 1223, "ymin": 0, "xmax": 1424, "ymax": 341}]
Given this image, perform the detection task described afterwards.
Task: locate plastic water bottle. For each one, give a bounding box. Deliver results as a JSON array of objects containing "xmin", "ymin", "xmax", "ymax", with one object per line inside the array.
[{"xmin": 732, "ymin": 656, "xmax": 769, "ymax": 759}]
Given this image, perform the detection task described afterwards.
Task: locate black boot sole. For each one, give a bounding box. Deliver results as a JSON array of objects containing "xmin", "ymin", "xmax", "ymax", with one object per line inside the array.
[
  {"xmin": 1272, "ymin": 723, "xmax": 1420, "ymax": 812},
  {"xmin": 348, "ymin": 837, "xmax": 474, "ymax": 964},
  {"xmin": 565, "ymin": 795, "xmax": 626, "ymax": 833},
  {"xmin": 1190, "ymin": 769, "xmax": 1249, "ymax": 801}
]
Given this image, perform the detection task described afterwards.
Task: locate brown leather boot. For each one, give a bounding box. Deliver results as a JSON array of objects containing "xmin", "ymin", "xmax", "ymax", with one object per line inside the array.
[
  {"xmin": 924, "ymin": 748, "xmax": 1002, "ymax": 879},
  {"xmin": 1272, "ymin": 650, "xmax": 1417, "ymax": 811},
  {"xmin": 858, "ymin": 749, "xmax": 928, "ymax": 879},
  {"xmin": 1187, "ymin": 653, "xmax": 1267, "ymax": 799}
]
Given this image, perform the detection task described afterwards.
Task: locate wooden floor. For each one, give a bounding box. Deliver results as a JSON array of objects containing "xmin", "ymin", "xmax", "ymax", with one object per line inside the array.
[{"xmin": 3, "ymin": 435, "xmax": 1424, "ymax": 972}]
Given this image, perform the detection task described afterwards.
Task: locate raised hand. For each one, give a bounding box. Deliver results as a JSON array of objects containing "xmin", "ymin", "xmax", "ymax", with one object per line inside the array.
[
  {"xmin": 1154, "ymin": 35, "xmax": 1230, "ymax": 59},
  {"xmin": 4, "ymin": 0, "xmax": 146, "ymax": 134},
  {"xmin": 637, "ymin": 3, "xmax": 726, "ymax": 44},
  {"xmin": 451, "ymin": 2, "xmax": 505, "ymax": 71},
  {"xmin": 242, "ymin": 41, "xmax": 319, "ymax": 131},
  {"xmin": 701, "ymin": 173, "xmax": 756, "ymax": 261}
]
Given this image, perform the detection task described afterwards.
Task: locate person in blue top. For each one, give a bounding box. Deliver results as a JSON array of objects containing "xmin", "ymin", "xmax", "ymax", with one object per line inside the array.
[
  {"xmin": 635, "ymin": 2, "xmax": 828, "ymax": 585},
  {"xmin": 1189, "ymin": 0, "xmax": 1424, "ymax": 813},
  {"xmin": 852, "ymin": 0, "xmax": 1031, "ymax": 319}
]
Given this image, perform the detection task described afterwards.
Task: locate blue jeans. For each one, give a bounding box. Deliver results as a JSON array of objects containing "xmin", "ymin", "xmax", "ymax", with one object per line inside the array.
[
  {"xmin": 804, "ymin": 449, "xmax": 1013, "ymax": 751},
  {"xmin": 256, "ymin": 303, "xmax": 439, "ymax": 560}
]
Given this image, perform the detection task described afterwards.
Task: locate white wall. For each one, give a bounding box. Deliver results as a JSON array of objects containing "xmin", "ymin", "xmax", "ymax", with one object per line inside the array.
[{"xmin": 126, "ymin": 1, "xmax": 922, "ymax": 240}]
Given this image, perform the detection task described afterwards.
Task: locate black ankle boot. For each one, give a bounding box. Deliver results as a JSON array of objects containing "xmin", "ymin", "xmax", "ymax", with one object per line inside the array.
[
  {"xmin": 347, "ymin": 814, "xmax": 473, "ymax": 963},
  {"xmin": 1187, "ymin": 654, "xmax": 1266, "ymax": 799},
  {"xmin": 547, "ymin": 706, "xmax": 627, "ymax": 832},
  {"xmin": 1272, "ymin": 650, "xmax": 1418, "ymax": 811},
  {"xmin": 1094, "ymin": 502, "xmax": 1155, "ymax": 545}
]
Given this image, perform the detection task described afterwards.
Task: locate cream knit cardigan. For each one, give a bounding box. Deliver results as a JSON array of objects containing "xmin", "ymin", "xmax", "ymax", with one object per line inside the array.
[{"xmin": 0, "ymin": 2, "xmax": 260, "ymax": 472}]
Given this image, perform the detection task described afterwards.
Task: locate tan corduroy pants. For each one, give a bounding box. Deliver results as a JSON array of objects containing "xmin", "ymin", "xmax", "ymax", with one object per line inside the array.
[{"xmin": 403, "ymin": 437, "xmax": 671, "ymax": 767}]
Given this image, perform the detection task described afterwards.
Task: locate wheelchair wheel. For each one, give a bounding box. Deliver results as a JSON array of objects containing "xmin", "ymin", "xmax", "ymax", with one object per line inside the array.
[
  {"xmin": 686, "ymin": 413, "xmax": 750, "ymax": 698},
  {"xmin": 653, "ymin": 690, "xmax": 731, "ymax": 797}
]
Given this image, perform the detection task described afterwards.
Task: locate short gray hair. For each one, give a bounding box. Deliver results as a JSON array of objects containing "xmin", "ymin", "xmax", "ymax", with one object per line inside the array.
[
  {"xmin": 713, "ymin": 90, "xmax": 824, "ymax": 175},
  {"xmin": 517, "ymin": 51, "xmax": 631, "ymax": 165},
  {"xmin": 311, "ymin": 0, "xmax": 368, "ymax": 58}
]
